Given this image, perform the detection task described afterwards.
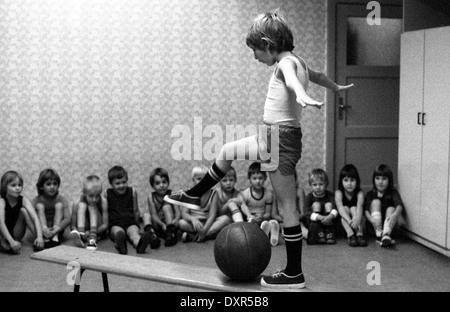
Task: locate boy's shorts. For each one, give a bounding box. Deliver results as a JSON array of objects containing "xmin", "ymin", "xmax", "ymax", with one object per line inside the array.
[{"xmin": 258, "ymin": 124, "xmax": 303, "ymax": 176}]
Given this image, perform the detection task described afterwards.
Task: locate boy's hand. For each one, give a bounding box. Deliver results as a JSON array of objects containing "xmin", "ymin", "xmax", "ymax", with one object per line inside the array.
[
  {"xmin": 42, "ymin": 226, "xmax": 52, "ymax": 239},
  {"xmin": 10, "ymin": 240, "xmax": 21, "ymax": 254},
  {"xmin": 34, "ymin": 237, "xmax": 45, "ymax": 250},
  {"xmin": 321, "ymin": 214, "xmax": 334, "ymax": 226},
  {"xmin": 297, "ymin": 95, "xmax": 324, "ymax": 109},
  {"xmin": 192, "ymin": 219, "xmax": 203, "ymax": 232},
  {"xmin": 335, "ymin": 83, "xmax": 355, "ymax": 93}
]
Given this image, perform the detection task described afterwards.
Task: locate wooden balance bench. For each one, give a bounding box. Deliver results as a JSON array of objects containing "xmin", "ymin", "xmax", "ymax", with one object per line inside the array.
[{"xmin": 30, "ymin": 245, "xmax": 274, "ymax": 292}]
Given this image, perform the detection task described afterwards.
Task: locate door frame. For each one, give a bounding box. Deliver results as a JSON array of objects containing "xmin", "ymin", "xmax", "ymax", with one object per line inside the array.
[{"xmin": 326, "ymin": 0, "xmax": 403, "ymax": 190}]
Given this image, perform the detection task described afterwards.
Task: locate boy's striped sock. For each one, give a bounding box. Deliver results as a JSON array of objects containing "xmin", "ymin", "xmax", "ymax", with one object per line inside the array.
[
  {"xmin": 283, "ymin": 225, "xmax": 303, "ymax": 276},
  {"xmin": 186, "ymin": 162, "xmax": 227, "ymax": 198}
]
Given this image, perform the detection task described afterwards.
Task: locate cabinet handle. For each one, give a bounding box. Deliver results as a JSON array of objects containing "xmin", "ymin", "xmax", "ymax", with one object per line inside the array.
[
  {"xmin": 422, "ymin": 113, "xmax": 426, "ymax": 126},
  {"xmin": 418, "ymin": 112, "xmax": 422, "ymax": 125}
]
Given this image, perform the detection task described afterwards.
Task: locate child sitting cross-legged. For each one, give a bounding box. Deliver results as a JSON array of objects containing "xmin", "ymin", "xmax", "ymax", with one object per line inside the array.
[{"xmin": 106, "ymin": 166, "xmax": 160, "ymax": 255}]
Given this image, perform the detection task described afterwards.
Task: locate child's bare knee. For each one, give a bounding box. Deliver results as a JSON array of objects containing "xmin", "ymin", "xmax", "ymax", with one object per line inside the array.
[
  {"xmin": 324, "ymin": 202, "xmax": 333, "ymax": 213},
  {"xmin": 312, "ymin": 202, "xmax": 322, "ymax": 213},
  {"xmin": 54, "ymin": 202, "xmax": 63, "ymax": 211},
  {"xmin": 370, "ymin": 199, "xmax": 382, "ymax": 212}
]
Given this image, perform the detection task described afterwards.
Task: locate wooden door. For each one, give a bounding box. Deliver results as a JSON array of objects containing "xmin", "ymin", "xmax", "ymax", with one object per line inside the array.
[{"xmin": 334, "ymin": 3, "xmax": 403, "ymax": 191}]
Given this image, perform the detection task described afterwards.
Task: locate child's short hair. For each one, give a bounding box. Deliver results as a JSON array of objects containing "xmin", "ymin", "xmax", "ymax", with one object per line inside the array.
[
  {"xmin": 223, "ymin": 167, "xmax": 237, "ymax": 180},
  {"xmin": 247, "ymin": 162, "xmax": 267, "ymax": 179},
  {"xmin": 246, "ymin": 11, "xmax": 295, "ymax": 53},
  {"xmin": 36, "ymin": 168, "xmax": 61, "ymax": 196},
  {"xmin": 308, "ymin": 169, "xmax": 329, "ymax": 187},
  {"xmin": 149, "ymin": 168, "xmax": 170, "ymax": 188},
  {"xmin": 338, "ymin": 164, "xmax": 361, "ymax": 193},
  {"xmin": 372, "ymin": 164, "xmax": 394, "ymax": 191},
  {"xmin": 108, "ymin": 166, "xmax": 128, "ymax": 184},
  {"xmin": 191, "ymin": 166, "xmax": 208, "ymax": 180},
  {"xmin": 82, "ymin": 175, "xmax": 102, "ymax": 195},
  {"xmin": 1, "ymin": 171, "xmax": 23, "ymax": 198}
]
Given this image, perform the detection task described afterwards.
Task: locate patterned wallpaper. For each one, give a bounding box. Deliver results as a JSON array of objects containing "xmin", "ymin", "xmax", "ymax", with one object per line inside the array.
[{"xmin": 0, "ymin": 0, "xmax": 327, "ymax": 213}]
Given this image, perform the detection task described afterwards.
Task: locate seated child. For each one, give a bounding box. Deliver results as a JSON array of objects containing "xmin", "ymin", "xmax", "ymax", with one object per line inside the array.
[
  {"xmin": 239, "ymin": 162, "xmax": 273, "ymax": 225},
  {"xmin": 178, "ymin": 166, "xmax": 231, "ymax": 243},
  {"xmin": 106, "ymin": 166, "xmax": 160, "ymax": 255},
  {"xmin": 70, "ymin": 175, "xmax": 108, "ymax": 250},
  {"xmin": 305, "ymin": 169, "xmax": 338, "ymax": 245},
  {"xmin": 147, "ymin": 168, "xmax": 180, "ymax": 247},
  {"xmin": 211, "ymin": 166, "xmax": 244, "ymax": 223},
  {"xmin": 364, "ymin": 164, "xmax": 404, "ymax": 248},
  {"xmin": 32, "ymin": 168, "xmax": 71, "ymax": 249},
  {"xmin": 335, "ymin": 164, "xmax": 367, "ymax": 247},
  {"xmin": 0, "ymin": 171, "xmax": 45, "ymax": 254}
]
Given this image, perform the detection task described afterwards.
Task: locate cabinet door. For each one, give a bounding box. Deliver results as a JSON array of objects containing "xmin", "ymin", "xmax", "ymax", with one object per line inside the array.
[
  {"xmin": 398, "ymin": 31, "xmax": 424, "ymax": 236},
  {"xmin": 421, "ymin": 27, "xmax": 450, "ymax": 248}
]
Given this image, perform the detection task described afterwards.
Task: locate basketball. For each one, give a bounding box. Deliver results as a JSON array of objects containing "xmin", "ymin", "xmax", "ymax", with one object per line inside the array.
[{"xmin": 214, "ymin": 222, "xmax": 271, "ymax": 281}]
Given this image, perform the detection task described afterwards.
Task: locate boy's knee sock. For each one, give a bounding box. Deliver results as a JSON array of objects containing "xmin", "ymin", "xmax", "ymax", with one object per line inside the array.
[
  {"xmin": 283, "ymin": 225, "xmax": 303, "ymax": 276},
  {"xmin": 371, "ymin": 212, "xmax": 383, "ymax": 237},
  {"xmin": 231, "ymin": 209, "xmax": 244, "ymax": 222},
  {"xmin": 383, "ymin": 218, "xmax": 392, "ymax": 236},
  {"xmin": 186, "ymin": 162, "xmax": 227, "ymax": 198}
]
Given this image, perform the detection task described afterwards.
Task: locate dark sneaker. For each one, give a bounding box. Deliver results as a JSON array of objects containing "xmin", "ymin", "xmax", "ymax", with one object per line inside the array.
[
  {"xmin": 261, "ymin": 270, "xmax": 306, "ymax": 289},
  {"xmin": 326, "ymin": 233, "xmax": 336, "ymax": 245},
  {"xmin": 148, "ymin": 230, "xmax": 161, "ymax": 249},
  {"xmin": 182, "ymin": 232, "xmax": 196, "ymax": 243},
  {"xmin": 69, "ymin": 230, "xmax": 86, "ymax": 248},
  {"xmin": 348, "ymin": 235, "xmax": 358, "ymax": 247},
  {"xmin": 44, "ymin": 240, "xmax": 61, "ymax": 249},
  {"xmin": 357, "ymin": 235, "xmax": 368, "ymax": 247},
  {"xmin": 115, "ymin": 231, "xmax": 128, "ymax": 254},
  {"xmin": 317, "ymin": 232, "xmax": 326, "ymax": 244},
  {"xmin": 381, "ymin": 235, "xmax": 392, "ymax": 248},
  {"xmin": 136, "ymin": 230, "xmax": 152, "ymax": 254},
  {"xmin": 164, "ymin": 191, "xmax": 201, "ymax": 210},
  {"xmin": 164, "ymin": 224, "xmax": 178, "ymax": 247}
]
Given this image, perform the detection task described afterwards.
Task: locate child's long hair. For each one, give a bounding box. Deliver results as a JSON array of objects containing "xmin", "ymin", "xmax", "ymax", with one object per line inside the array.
[
  {"xmin": 246, "ymin": 11, "xmax": 295, "ymax": 53},
  {"xmin": 372, "ymin": 164, "xmax": 395, "ymax": 192},
  {"xmin": 36, "ymin": 168, "xmax": 61, "ymax": 196},
  {"xmin": 338, "ymin": 164, "xmax": 361, "ymax": 194},
  {"xmin": 1, "ymin": 171, "xmax": 23, "ymax": 198}
]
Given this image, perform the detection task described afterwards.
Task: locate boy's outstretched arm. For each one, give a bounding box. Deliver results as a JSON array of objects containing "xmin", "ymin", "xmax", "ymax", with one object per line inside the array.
[
  {"xmin": 309, "ymin": 69, "xmax": 354, "ymax": 93},
  {"xmin": 279, "ymin": 59, "xmax": 324, "ymax": 109}
]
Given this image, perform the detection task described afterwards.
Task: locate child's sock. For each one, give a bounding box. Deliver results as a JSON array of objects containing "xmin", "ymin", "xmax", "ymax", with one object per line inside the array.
[
  {"xmin": 283, "ymin": 225, "xmax": 303, "ymax": 276},
  {"xmin": 371, "ymin": 212, "xmax": 383, "ymax": 237},
  {"xmin": 383, "ymin": 217, "xmax": 392, "ymax": 236},
  {"xmin": 186, "ymin": 162, "xmax": 227, "ymax": 198},
  {"xmin": 231, "ymin": 210, "xmax": 244, "ymax": 222}
]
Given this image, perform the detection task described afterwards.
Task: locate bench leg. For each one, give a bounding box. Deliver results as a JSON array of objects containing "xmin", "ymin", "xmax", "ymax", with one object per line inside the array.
[
  {"xmin": 74, "ymin": 268, "xmax": 85, "ymax": 292},
  {"xmin": 102, "ymin": 272, "xmax": 109, "ymax": 292}
]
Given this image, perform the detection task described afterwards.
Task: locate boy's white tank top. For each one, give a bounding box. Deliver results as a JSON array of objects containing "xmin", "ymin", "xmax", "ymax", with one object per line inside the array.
[{"xmin": 263, "ymin": 55, "xmax": 309, "ymax": 128}]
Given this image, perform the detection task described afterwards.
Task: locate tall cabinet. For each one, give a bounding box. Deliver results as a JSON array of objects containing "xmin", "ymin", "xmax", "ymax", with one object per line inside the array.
[{"xmin": 398, "ymin": 26, "xmax": 450, "ymax": 257}]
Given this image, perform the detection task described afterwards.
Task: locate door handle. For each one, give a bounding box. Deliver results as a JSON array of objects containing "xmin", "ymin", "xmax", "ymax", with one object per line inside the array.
[
  {"xmin": 418, "ymin": 112, "xmax": 426, "ymax": 126},
  {"xmin": 338, "ymin": 97, "xmax": 352, "ymax": 120}
]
